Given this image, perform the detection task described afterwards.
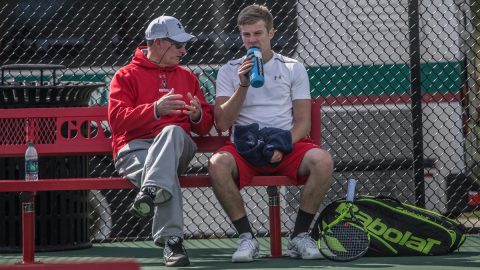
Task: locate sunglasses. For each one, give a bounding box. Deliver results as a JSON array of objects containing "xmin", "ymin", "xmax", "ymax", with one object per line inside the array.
[{"xmin": 164, "ymin": 38, "xmax": 187, "ymax": 49}]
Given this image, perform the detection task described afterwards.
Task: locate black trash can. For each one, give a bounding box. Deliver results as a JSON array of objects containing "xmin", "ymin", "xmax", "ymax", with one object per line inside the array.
[{"xmin": 0, "ymin": 64, "xmax": 105, "ymax": 252}]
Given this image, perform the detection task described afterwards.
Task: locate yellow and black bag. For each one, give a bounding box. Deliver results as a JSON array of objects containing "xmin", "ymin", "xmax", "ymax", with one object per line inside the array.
[{"xmin": 314, "ymin": 196, "xmax": 466, "ymax": 256}]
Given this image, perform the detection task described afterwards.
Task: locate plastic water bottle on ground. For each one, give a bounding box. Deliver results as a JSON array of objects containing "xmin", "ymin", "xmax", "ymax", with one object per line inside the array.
[{"xmin": 25, "ymin": 141, "xmax": 38, "ymax": 181}]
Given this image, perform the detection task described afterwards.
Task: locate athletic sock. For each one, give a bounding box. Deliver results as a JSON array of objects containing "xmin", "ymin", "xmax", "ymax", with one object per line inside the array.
[
  {"xmin": 232, "ymin": 215, "xmax": 253, "ymax": 237},
  {"xmin": 291, "ymin": 209, "xmax": 315, "ymax": 238}
]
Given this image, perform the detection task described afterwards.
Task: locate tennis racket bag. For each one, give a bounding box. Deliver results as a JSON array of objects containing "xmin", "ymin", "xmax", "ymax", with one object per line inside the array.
[{"xmin": 314, "ymin": 196, "xmax": 466, "ymax": 256}]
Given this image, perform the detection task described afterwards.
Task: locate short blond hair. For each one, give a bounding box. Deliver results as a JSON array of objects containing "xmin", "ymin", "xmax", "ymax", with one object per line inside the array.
[{"xmin": 237, "ymin": 4, "xmax": 274, "ymax": 31}]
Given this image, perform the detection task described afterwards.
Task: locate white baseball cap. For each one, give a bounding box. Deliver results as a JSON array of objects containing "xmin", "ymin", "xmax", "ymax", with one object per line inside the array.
[{"xmin": 145, "ymin": 16, "xmax": 196, "ymax": 42}]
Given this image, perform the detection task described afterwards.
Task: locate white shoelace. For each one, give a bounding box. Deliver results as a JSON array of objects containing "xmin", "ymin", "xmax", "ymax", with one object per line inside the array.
[
  {"xmin": 297, "ymin": 233, "xmax": 317, "ymax": 251},
  {"xmin": 238, "ymin": 237, "xmax": 256, "ymax": 252}
]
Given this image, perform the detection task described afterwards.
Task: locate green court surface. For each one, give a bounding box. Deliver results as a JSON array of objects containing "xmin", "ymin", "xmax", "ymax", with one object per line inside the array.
[{"xmin": 1, "ymin": 236, "xmax": 479, "ymax": 269}]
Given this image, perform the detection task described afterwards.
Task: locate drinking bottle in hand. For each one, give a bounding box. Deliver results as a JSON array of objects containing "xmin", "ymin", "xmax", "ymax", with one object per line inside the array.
[
  {"xmin": 247, "ymin": 47, "xmax": 264, "ymax": 88},
  {"xmin": 25, "ymin": 141, "xmax": 38, "ymax": 181}
]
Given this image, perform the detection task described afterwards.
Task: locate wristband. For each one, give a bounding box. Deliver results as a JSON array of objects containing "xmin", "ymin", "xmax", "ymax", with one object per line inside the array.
[{"xmin": 239, "ymin": 83, "xmax": 250, "ymax": 88}]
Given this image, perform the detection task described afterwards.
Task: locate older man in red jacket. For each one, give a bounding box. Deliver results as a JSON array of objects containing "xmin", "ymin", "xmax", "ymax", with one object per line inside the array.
[{"xmin": 108, "ymin": 16, "xmax": 213, "ymax": 267}]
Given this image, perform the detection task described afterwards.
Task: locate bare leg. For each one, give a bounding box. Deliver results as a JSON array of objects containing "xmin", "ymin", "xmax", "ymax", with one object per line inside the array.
[
  {"xmin": 297, "ymin": 148, "xmax": 333, "ymax": 213},
  {"xmin": 209, "ymin": 152, "xmax": 259, "ymax": 262},
  {"xmin": 208, "ymin": 151, "xmax": 246, "ymax": 221}
]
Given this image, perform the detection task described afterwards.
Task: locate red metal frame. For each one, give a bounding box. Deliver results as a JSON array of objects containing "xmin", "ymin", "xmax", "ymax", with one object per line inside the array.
[
  {"xmin": 315, "ymin": 92, "xmax": 462, "ymax": 106},
  {"xmin": 0, "ymin": 176, "xmax": 299, "ymax": 192},
  {"xmin": 468, "ymin": 191, "xmax": 480, "ymax": 206},
  {"xmin": 0, "ymin": 102, "xmax": 322, "ymax": 263},
  {"xmin": 0, "ymin": 106, "xmax": 229, "ymax": 157},
  {"xmin": 267, "ymin": 186, "xmax": 282, "ymax": 257},
  {"xmin": 21, "ymin": 193, "xmax": 35, "ymax": 265},
  {"xmin": 0, "ymin": 103, "xmax": 321, "ymax": 157}
]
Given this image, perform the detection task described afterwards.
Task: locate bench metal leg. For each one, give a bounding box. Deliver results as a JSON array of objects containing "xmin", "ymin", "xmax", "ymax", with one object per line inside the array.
[
  {"xmin": 18, "ymin": 192, "xmax": 40, "ymax": 265},
  {"xmin": 9, "ymin": 192, "xmax": 140, "ymax": 269},
  {"xmin": 267, "ymin": 186, "xmax": 282, "ymax": 257}
]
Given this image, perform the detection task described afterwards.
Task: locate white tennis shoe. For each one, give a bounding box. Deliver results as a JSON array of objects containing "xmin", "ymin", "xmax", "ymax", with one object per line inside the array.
[
  {"xmin": 287, "ymin": 232, "xmax": 324, "ymax": 259},
  {"xmin": 232, "ymin": 232, "xmax": 259, "ymax": 262}
]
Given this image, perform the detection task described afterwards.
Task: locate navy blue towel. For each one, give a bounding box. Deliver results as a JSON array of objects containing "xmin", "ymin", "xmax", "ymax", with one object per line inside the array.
[{"xmin": 233, "ymin": 123, "xmax": 293, "ymax": 166}]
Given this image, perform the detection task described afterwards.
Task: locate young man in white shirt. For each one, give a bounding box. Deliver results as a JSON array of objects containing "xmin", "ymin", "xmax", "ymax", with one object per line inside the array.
[{"xmin": 208, "ymin": 4, "xmax": 333, "ymax": 262}]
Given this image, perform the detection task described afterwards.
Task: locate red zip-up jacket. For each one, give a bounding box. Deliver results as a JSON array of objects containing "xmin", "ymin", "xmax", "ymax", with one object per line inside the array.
[{"xmin": 108, "ymin": 46, "xmax": 213, "ymax": 158}]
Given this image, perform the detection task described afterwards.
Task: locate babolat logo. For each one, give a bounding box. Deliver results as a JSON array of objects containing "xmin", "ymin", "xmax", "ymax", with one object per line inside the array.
[{"xmin": 335, "ymin": 204, "xmax": 441, "ymax": 254}]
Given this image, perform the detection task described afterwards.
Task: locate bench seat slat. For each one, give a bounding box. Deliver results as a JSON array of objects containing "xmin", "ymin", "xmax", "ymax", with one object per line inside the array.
[
  {"xmin": 0, "ymin": 136, "xmax": 230, "ymax": 157},
  {"xmin": 0, "ymin": 176, "xmax": 295, "ymax": 192}
]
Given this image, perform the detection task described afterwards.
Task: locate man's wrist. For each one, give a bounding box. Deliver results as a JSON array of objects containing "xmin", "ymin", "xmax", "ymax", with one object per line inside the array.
[
  {"xmin": 190, "ymin": 110, "xmax": 202, "ymax": 124},
  {"xmin": 153, "ymin": 101, "xmax": 161, "ymax": 120},
  {"xmin": 239, "ymin": 82, "xmax": 250, "ymax": 88}
]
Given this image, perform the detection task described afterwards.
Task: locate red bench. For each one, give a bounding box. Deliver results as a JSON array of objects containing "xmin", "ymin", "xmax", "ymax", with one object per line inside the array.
[{"xmin": 0, "ymin": 103, "xmax": 321, "ymax": 264}]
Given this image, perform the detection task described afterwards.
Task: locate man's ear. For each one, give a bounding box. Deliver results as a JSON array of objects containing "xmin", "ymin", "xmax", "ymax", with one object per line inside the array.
[{"xmin": 269, "ymin": 28, "xmax": 276, "ymax": 39}]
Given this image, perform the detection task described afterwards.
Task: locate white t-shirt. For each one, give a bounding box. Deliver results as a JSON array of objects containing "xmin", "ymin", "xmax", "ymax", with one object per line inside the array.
[{"xmin": 216, "ymin": 52, "xmax": 311, "ymax": 132}]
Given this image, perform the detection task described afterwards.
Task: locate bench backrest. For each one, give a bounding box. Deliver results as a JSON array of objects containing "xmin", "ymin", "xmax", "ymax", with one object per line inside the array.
[{"xmin": 0, "ymin": 103, "xmax": 321, "ymax": 157}]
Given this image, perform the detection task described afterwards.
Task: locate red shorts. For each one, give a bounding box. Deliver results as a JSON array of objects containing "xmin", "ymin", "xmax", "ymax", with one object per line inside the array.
[{"xmin": 216, "ymin": 138, "xmax": 320, "ymax": 188}]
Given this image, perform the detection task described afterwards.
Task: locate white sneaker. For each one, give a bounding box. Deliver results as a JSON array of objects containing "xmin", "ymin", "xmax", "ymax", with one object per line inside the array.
[
  {"xmin": 232, "ymin": 232, "xmax": 259, "ymax": 262},
  {"xmin": 287, "ymin": 232, "xmax": 324, "ymax": 259}
]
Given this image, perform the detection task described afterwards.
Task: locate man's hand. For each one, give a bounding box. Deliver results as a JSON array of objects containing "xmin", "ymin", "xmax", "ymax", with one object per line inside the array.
[
  {"xmin": 238, "ymin": 56, "xmax": 253, "ymax": 87},
  {"xmin": 156, "ymin": 88, "xmax": 186, "ymax": 116},
  {"xmin": 270, "ymin": 150, "xmax": 284, "ymax": 163},
  {"xmin": 184, "ymin": 92, "xmax": 202, "ymax": 122}
]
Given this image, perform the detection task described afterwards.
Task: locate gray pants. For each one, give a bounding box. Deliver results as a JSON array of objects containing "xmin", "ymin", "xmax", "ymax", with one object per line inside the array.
[{"xmin": 115, "ymin": 125, "xmax": 197, "ymax": 244}]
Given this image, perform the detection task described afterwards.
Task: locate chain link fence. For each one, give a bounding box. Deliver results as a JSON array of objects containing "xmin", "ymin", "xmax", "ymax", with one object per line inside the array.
[{"xmin": 0, "ymin": 0, "xmax": 479, "ymax": 244}]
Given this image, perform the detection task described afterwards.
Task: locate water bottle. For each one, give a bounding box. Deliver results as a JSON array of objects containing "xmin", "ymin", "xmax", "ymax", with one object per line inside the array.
[
  {"xmin": 247, "ymin": 47, "xmax": 264, "ymax": 88},
  {"xmin": 25, "ymin": 141, "xmax": 38, "ymax": 181}
]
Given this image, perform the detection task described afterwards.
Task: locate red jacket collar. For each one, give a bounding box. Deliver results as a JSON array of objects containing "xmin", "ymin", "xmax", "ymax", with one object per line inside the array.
[{"xmin": 131, "ymin": 46, "xmax": 179, "ymax": 72}]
